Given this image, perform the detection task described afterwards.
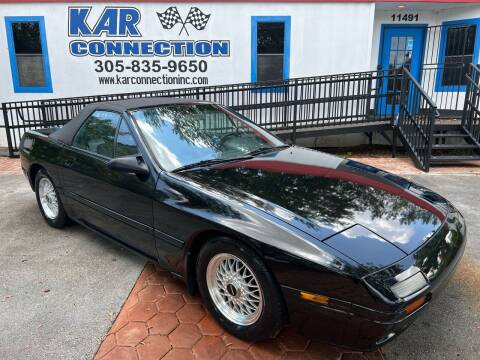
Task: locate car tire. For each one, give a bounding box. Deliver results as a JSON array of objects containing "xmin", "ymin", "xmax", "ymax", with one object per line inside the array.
[
  {"xmin": 35, "ymin": 169, "xmax": 69, "ymax": 228},
  {"xmin": 196, "ymin": 237, "xmax": 286, "ymax": 341}
]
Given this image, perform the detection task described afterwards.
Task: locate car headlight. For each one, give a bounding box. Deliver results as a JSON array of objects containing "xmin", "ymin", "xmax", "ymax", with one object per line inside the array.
[{"xmin": 390, "ymin": 266, "xmax": 428, "ymax": 299}]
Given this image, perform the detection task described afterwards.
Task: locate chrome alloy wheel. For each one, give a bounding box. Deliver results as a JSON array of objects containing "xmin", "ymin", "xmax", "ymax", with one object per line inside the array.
[
  {"xmin": 38, "ymin": 177, "xmax": 59, "ymax": 220},
  {"xmin": 206, "ymin": 253, "xmax": 263, "ymax": 326}
]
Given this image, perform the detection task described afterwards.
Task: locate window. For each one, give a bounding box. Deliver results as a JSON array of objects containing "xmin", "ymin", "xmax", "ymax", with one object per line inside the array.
[
  {"xmin": 132, "ymin": 104, "xmax": 283, "ymax": 171},
  {"xmin": 436, "ymin": 18, "xmax": 480, "ymax": 92},
  {"xmin": 387, "ymin": 35, "xmax": 414, "ymax": 105},
  {"xmin": 251, "ymin": 16, "xmax": 291, "ymax": 84},
  {"xmin": 442, "ymin": 25, "xmax": 475, "ymax": 86},
  {"xmin": 115, "ymin": 120, "xmax": 139, "ymax": 157},
  {"xmin": 73, "ymin": 111, "xmax": 121, "ymax": 158},
  {"xmin": 5, "ymin": 17, "xmax": 52, "ymax": 93}
]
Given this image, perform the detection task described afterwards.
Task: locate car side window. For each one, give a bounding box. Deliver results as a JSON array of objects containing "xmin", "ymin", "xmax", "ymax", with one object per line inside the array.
[
  {"xmin": 73, "ymin": 111, "xmax": 121, "ymax": 158},
  {"xmin": 115, "ymin": 119, "xmax": 139, "ymax": 157}
]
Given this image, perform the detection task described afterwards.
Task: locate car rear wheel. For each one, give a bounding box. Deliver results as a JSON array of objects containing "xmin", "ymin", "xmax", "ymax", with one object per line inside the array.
[
  {"xmin": 35, "ymin": 169, "xmax": 68, "ymax": 228},
  {"xmin": 196, "ymin": 237, "xmax": 286, "ymax": 341}
]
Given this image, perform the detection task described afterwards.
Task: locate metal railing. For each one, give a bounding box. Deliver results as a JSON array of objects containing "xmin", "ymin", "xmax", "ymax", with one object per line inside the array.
[
  {"xmin": 397, "ymin": 67, "xmax": 439, "ymax": 171},
  {"xmin": 2, "ymin": 70, "xmax": 399, "ymax": 156},
  {"xmin": 463, "ymin": 63, "xmax": 480, "ymax": 145},
  {"xmin": 420, "ymin": 24, "xmax": 474, "ymax": 118},
  {"xmin": 0, "ymin": 67, "xmax": 446, "ymax": 171}
]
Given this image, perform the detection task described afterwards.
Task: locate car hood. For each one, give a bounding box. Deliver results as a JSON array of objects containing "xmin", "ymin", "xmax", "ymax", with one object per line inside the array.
[{"xmin": 177, "ymin": 147, "xmax": 446, "ymax": 256}]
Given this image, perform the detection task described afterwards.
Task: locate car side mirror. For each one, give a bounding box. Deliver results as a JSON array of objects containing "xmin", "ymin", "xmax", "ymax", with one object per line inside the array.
[{"xmin": 107, "ymin": 155, "xmax": 150, "ymax": 177}]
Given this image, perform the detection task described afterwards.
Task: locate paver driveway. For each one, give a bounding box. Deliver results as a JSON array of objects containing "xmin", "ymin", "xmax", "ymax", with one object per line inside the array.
[
  {"xmin": 94, "ymin": 262, "xmax": 378, "ymax": 360},
  {"xmin": 383, "ymin": 174, "xmax": 480, "ymax": 360},
  {"xmin": 0, "ymin": 170, "xmax": 144, "ymax": 359},
  {"xmin": 1, "ymin": 158, "xmax": 479, "ymax": 359}
]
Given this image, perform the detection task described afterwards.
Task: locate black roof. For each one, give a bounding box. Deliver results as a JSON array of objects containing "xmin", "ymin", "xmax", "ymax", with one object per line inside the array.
[
  {"xmin": 85, "ymin": 97, "xmax": 208, "ymax": 112},
  {"xmin": 50, "ymin": 97, "xmax": 210, "ymax": 145}
]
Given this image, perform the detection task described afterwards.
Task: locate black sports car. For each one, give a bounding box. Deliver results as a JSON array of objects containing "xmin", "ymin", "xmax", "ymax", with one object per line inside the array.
[{"xmin": 19, "ymin": 98, "xmax": 466, "ymax": 350}]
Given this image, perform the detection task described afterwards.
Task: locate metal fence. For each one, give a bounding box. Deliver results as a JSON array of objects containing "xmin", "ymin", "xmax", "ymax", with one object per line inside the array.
[
  {"xmin": 397, "ymin": 67, "xmax": 439, "ymax": 171},
  {"xmin": 2, "ymin": 66, "xmax": 450, "ymax": 170},
  {"xmin": 463, "ymin": 63, "xmax": 480, "ymax": 144},
  {"xmin": 2, "ymin": 70, "xmax": 399, "ymax": 156},
  {"xmin": 420, "ymin": 24, "xmax": 474, "ymax": 117}
]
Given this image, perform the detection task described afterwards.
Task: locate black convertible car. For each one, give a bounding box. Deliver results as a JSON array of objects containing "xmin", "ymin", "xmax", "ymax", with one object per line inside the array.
[{"xmin": 20, "ymin": 98, "xmax": 466, "ymax": 350}]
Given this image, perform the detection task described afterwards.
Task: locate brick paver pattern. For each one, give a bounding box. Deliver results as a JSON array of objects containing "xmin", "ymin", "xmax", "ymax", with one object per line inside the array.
[
  {"xmin": 2, "ymin": 155, "xmax": 478, "ymax": 359},
  {"xmin": 94, "ymin": 263, "xmax": 385, "ymax": 360},
  {"xmin": 349, "ymin": 156, "xmax": 480, "ymax": 175},
  {"xmin": 0, "ymin": 157, "xmax": 22, "ymax": 175},
  {"xmin": 3, "ymin": 155, "xmax": 480, "ymax": 177}
]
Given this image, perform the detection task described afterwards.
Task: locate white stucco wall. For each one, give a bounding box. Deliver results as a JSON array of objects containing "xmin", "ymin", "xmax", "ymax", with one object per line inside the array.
[
  {"xmin": 0, "ymin": 2, "xmax": 377, "ymax": 147},
  {"xmin": 2, "ymin": 2, "xmax": 480, "ymax": 149},
  {"xmin": 371, "ymin": 4, "xmax": 480, "ymax": 117},
  {"xmin": 371, "ymin": 5, "xmax": 480, "ymax": 69}
]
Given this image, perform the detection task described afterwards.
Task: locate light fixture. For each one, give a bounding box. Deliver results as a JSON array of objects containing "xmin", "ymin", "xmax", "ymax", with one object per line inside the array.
[
  {"xmin": 300, "ymin": 291, "xmax": 329, "ymax": 305},
  {"xmin": 404, "ymin": 295, "xmax": 427, "ymax": 315},
  {"xmin": 390, "ymin": 266, "xmax": 428, "ymax": 299},
  {"xmin": 397, "ymin": 4, "xmax": 406, "ymax": 9}
]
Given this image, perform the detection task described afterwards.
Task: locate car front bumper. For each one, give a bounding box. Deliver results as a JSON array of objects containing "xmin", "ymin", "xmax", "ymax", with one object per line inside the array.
[
  {"xmin": 281, "ymin": 210, "xmax": 467, "ymax": 351},
  {"xmin": 282, "ymin": 286, "xmax": 426, "ymax": 351}
]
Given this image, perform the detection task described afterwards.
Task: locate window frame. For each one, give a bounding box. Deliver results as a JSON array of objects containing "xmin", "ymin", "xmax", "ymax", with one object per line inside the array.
[
  {"xmin": 72, "ymin": 110, "xmax": 123, "ymax": 160},
  {"xmin": 435, "ymin": 18, "xmax": 480, "ymax": 93},
  {"xmin": 251, "ymin": 16, "xmax": 291, "ymax": 91},
  {"xmin": 114, "ymin": 118, "xmax": 140, "ymax": 158},
  {"xmin": 4, "ymin": 16, "xmax": 53, "ymax": 93},
  {"xmin": 130, "ymin": 103, "xmax": 284, "ymax": 172}
]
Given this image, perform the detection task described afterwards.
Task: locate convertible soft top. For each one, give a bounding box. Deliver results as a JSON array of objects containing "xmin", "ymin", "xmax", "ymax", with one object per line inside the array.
[{"xmin": 50, "ymin": 97, "xmax": 209, "ymax": 145}]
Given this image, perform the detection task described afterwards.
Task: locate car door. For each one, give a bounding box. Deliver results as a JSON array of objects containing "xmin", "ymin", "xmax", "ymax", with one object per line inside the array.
[{"xmin": 60, "ymin": 110, "xmax": 157, "ymax": 259}]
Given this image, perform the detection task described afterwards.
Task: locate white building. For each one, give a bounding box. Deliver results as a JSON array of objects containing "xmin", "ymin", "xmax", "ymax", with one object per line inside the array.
[{"xmin": 1, "ymin": 1, "xmax": 480, "ymax": 149}]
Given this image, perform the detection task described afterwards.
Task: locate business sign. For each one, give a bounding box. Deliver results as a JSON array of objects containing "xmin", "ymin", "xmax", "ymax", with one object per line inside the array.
[{"xmin": 67, "ymin": 6, "xmax": 231, "ymax": 87}]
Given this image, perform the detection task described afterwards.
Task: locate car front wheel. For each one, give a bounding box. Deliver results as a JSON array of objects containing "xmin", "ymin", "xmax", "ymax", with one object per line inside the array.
[{"xmin": 196, "ymin": 237, "xmax": 286, "ymax": 341}]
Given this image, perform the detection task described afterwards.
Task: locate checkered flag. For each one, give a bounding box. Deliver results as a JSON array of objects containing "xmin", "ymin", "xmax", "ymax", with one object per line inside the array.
[
  {"xmin": 184, "ymin": 7, "xmax": 211, "ymax": 31},
  {"xmin": 157, "ymin": 7, "xmax": 183, "ymax": 30}
]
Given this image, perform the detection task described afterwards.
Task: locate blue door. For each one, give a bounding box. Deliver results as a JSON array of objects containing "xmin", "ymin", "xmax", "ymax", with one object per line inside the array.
[{"xmin": 378, "ymin": 26, "xmax": 426, "ymax": 115}]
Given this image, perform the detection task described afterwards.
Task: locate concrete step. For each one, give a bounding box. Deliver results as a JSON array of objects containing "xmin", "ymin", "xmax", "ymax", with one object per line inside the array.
[
  {"xmin": 432, "ymin": 144, "xmax": 478, "ymax": 150},
  {"xmin": 433, "ymin": 133, "xmax": 469, "ymax": 138},
  {"xmin": 430, "ymin": 155, "xmax": 480, "ymax": 162}
]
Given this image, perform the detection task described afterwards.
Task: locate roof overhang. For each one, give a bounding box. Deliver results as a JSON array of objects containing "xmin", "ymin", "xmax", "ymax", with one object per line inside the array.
[{"xmin": 0, "ymin": 0, "xmax": 477, "ymax": 3}]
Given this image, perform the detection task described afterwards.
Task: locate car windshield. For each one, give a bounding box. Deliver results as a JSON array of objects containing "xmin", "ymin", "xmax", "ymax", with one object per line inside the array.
[{"xmin": 131, "ymin": 104, "xmax": 285, "ymax": 171}]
